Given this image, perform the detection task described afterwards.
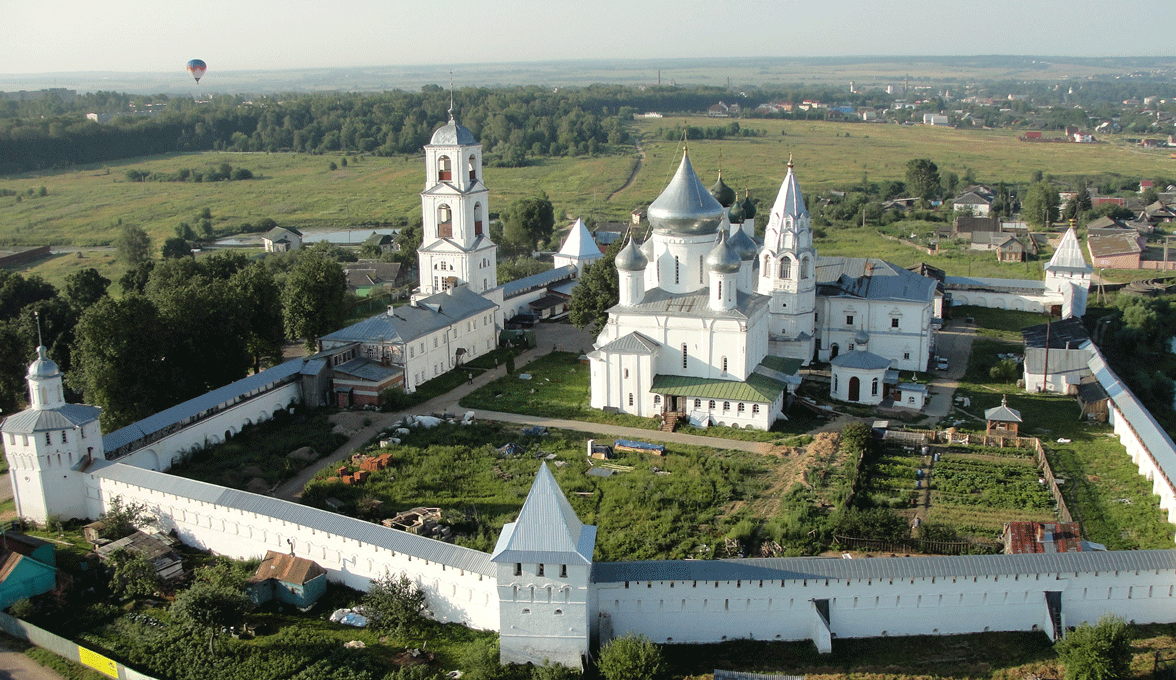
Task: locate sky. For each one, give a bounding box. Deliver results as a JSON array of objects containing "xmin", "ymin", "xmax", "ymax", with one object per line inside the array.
[{"xmin": 2, "ymin": 0, "xmax": 1174, "ymax": 76}]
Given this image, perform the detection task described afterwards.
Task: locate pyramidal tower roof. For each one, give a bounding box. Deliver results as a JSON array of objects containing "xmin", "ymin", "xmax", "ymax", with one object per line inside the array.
[
  {"xmin": 557, "ymin": 218, "xmax": 603, "ymax": 260},
  {"xmin": 1046, "ymin": 227, "xmax": 1092, "ymax": 274},
  {"xmin": 767, "ymin": 156, "xmax": 807, "ymax": 222},
  {"xmin": 491, "ymin": 464, "xmax": 596, "ymax": 564}
]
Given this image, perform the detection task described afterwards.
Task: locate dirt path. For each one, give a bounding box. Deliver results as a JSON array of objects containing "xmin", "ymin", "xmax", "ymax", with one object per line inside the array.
[{"xmin": 607, "ymin": 138, "xmax": 645, "ymax": 202}]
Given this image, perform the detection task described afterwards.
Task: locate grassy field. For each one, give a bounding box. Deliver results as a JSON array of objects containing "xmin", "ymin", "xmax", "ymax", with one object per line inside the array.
[
  {"xmin": 626, "ymin": 118, "xmax": 1176, "ymax": 204},
  {"xmin": 0, "ymin": 151, "xmax": 636, "ymax": 249}
]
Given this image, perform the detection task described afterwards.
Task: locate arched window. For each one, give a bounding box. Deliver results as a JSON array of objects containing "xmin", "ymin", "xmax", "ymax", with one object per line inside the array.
[
  {"xmin": 801, "ymin": 256, "xmax": 811, "ymax": 279},
  {"xmin": 871, "ymin": 378, "xmax": 879, "ymax": 396},
  {"xmin": 723, "ymin": 401, "xmax": 730, "ymax": 411},
  {"xmin": 682, "ymin": 344, "xmax": 688, "ymax": 369},
  {"xmin": 762, "ymin": 254, "xmax": 771, "ymax": 276},
  {"xmin": 694, "ymin": 399, "xmax": 702, "ymax": 408},
  {"xmin": 474, "ymin": 202, "xmax": 484, "ymax": 235},
  {"xmin": 468, "ymin": 155, "xmax": 477, "ymax": 181},
  {"xmin": 752, "ymin": 404, "xmax": 760, "ymax": 414},
  {"xmin": 653, "ymin": 395, "xmax": 661, "ymax": 404},
  {"xmin": 437, "ymin": 204, "xmax": 453, "ymax": 238},
  {"xmin": 780, "ymin": 257, "xmax": 791, "ymax": 279},
  {"xmin": 438, "ymin": 155, "xmax": 452, "ymax": 181},
  {"xmin": 674, "ymin": 256, "xmax": 680, "ymax": 284},
  {"xmin": 708, "ymin": 400, "xmax": 716, "ymax": 410},
  {"xmin": 717, "ymin": 280, "xmax": 722, "ymax": 299},
  {"xmin": 628, "ymin": 393, "xmax": 634, "ymax": 406},
  {"xmin": 737, "ymin": 403, "xmax": 745, "ymax": 413},
  {"xmin": 721, "ymin": 357, "xmax": 728, "ymax": 373}
]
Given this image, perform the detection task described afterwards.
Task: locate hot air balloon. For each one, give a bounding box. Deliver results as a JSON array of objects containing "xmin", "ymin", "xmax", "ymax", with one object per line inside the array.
[{"xmin": 186, "ymin": 59, "xmax": 207, "ymax": 84}]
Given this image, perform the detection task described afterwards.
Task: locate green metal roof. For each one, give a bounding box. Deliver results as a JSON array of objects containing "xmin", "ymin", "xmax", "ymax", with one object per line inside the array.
[
  {"xmin": 649, "ymin": 372, "xmax": 786, "ymax": 403},
  {"xmin": 759, "ymin": 356, "xmax": 802, "ymax": 375}
]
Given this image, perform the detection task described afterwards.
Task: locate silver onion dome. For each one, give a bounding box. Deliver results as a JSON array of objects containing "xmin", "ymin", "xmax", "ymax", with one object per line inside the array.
[
  {"xmin": 705, "ymin": 231, "xmax": 741, "ymax": 274},
  {"xmin": 615, "ymin": 236, "xmax": 648, "ymax": 272},
  {"xmin": 647, "ymin": 151, "xmax": 725, "ymax": 236},
  {"xmin": 429, "ymin": 116, "xmax": 476, "ymax": 146},
  {"xmin": 727, "ymin": 227, "xmax": 758, "ymax": 261}
]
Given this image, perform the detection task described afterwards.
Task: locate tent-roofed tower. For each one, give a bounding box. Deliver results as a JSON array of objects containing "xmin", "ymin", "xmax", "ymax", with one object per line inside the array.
[
  {"xmin": 492, "ymin": 464, "xmax": 594, "ymax": 668},
  {"xmin": 758, "ymin": 156, "xmax": 817, "ymax": 363},
  {"xmin": 1, "ymin": 346, "xmax": 103, "ymax": 523},
  {"xmin": 552, "ymin": 218, "xmax": 603, "ymax": 277},
  {"xmin": 418, "ymin": 111, "xmax": 498, "ymax": 297},
  {"xmin": 1044, "ymin": 226, "xmax": 1092, "ymax": 319}
]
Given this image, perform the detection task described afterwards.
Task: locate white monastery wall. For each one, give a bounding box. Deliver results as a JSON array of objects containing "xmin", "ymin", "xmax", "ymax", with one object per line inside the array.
[
  {"xmin": 115, "ymin": 383, "xmax": 302, "ymax": 471},
  {"xmin": 949, "ymin": 290, "xmax": 1048, "ymax": 313},
  {"xmin": 85, "ymin": 468, "xmax": 500, "ymax": 631},
  {"xmin": 594, "ymin": 566, "xmax": 1176, "ymax": 647}
]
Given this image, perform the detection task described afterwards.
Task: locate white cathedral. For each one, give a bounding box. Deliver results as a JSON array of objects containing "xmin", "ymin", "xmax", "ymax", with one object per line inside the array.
[
  {"xmin": 588, "ymin": 150, "xmax": 939, "ymax": 429},
  {"xmin": 2, "ymin": 111, "xmax": 1173, "ymax": 673}
]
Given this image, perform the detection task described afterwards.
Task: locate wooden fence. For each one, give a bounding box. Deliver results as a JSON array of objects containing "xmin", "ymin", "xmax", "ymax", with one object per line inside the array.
[{"xmin": 834, "ymin": 534, "xmax": 1002, "ymax": 556}]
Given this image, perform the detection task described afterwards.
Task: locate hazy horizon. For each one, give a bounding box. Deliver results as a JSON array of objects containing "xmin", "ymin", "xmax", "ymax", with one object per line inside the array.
[{"xmin": 2, "ymin": 0, "xmax": 1174, "ymax": 94}]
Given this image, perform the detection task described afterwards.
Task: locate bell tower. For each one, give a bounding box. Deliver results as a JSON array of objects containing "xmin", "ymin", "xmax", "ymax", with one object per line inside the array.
[
  {"xmin": 418, "ymin": 106, "xmax": 498, "ymax": 296},
  {"xmin": 758, "ymin": 157, "xmax": 817, "ymax": 362}
]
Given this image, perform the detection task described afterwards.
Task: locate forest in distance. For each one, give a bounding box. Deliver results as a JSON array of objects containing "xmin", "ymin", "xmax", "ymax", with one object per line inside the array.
[{"xmin": 4, "ymin": 65, "xmax": 1176, "ymax": 175}]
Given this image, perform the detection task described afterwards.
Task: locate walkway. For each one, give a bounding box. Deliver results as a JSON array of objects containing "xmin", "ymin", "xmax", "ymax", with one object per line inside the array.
[
  {"xmin": 274, "ymin": 320, "xmax": 974, "ymax": 501},
  {"xmin": 273, "ymin": 344, "xmax": 771, "ymax": 501}
]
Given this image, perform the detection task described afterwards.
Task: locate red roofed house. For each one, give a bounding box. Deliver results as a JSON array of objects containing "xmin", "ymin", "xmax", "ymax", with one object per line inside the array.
[
  {"xmin": 1002, "ymin": 522, "xmax": 1083, "ymax": 554},
  {"xmin": 247, "ymin": 550, "xmax": 328, "ymax": 609}
]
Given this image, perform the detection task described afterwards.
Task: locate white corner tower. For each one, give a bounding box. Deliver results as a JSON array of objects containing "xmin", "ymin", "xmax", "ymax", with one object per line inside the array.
[
  {"xmin": 492, "ymin": 464, "xmax": 595, "ymax": 669},
  {"xmin": 553, "ymin": 218, "xmax": 604, "ymax": 277},
  {"xmin": 757, "ymin": 156, "xmax": 817, "ymax": 362},
  {"xmin": 1, "ymin": 346, "xmax": 103, "ymax": 524},
  {"xmin": 1044, "ymin": 226, "xmax": 1092, "ymax": 319},
  {"xmin": 418, "ymin": 110, "xmax": 498, "ymax": 296}
]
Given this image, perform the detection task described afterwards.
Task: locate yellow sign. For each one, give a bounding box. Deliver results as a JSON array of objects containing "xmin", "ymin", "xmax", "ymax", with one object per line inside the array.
[{"xmin": 78, "ymin": 647, "xmax": 119, "ymax": 678}]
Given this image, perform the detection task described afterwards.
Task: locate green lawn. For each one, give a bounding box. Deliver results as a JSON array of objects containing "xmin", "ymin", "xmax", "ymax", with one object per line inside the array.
[{"xmin": 302, "ymin": 420, "xmax": 775, "ymax": 561}]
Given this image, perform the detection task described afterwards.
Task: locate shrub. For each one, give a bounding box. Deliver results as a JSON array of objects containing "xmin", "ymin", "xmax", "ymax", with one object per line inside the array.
[
  {"xmin": 1055, "ymin": 614, "xmax": 1132, "ymax": 680},
  {"xmin": 598, "ymin": 634, "xmax": 666, "ymax": 680}
]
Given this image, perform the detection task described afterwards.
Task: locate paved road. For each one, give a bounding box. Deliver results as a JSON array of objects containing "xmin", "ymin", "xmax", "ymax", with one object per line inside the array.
[
  {"xmin": 0, "ymin": 635, "xmax": 66, "ymax": 680},
  {"xmin": 920, "ymin": 320, "xmax": 978, "ymax": 422},
  {"xmin": 273, "ymin": 341, "xmax": 773, "ymax": 501}
]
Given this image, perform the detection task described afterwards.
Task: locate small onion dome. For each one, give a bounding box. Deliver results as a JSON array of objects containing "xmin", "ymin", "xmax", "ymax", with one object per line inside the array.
[
  {"xmin": 706, "ymin": 231, "xmax": 741, "ymax": 274},
  {"xmin": 709, "ymin": 173, "xmax": 736, "ymax": 207},
  {"xmin": 727, "ymin": 197, "xmax": 745, "ymax": 225},
  {"xmin": 727, "ymin": 227, "xmax": 758, "ymax": 261},
  {"xmin": 853, "ymin": 330, "xmax": 870, "ymax": 346},
  {"xmin": 639, "ymin": 235, "xmax": 654, "ymax": 260},
  {"xmin": 741, "ymin": 191, "xmax": 757, "ymax": 219},
  {"xmin": 647, "ymin": 151, "xmax": 726, "ymax": 236},
  {"xmin": 615, "ymin": 236, "xmax": 648, "ymax": 272},
  {"xmin": 429, "ymin": 116, "xmax": 476, "ymax": 146},
  {"xmin": 27, "ymin": 345, "xmax": 60, "ymax": 379}
]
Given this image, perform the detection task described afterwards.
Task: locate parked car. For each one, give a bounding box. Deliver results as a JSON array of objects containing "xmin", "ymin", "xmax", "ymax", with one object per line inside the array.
[{"xmin": 936, "ymin": 357, "xmax": 949, "ymax": 371}]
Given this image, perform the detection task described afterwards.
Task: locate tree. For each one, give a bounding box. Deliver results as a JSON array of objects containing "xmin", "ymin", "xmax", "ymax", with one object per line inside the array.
[
  {"xmin": 1054, "ymin": 615, "xmax": 1133, "ymax": 680},
  {"xmin": 905, "ymin": 159, "xmax": 941, "ymax": 201},
  {"xmin": 109, "ymin": 549, "xmax": 162, "ymax": 599},
  {"xmin": 161, "ymin": 237, "xmax": 192, "ymax": 259},
  {"xmin": 70, "ymin": 295, "xmax": 168, "ymax": 430},
  {"xmin": 502, "ymin": 193, "xmax": 555, "ymax": 250},
  {"xmin": 170, "ymin": 581, "xmax": 254, "ymax": 655},
  {"xmin": 598, "ymin": 634, "xmax": 667, "ymax": 680},
  {"xmin": 97, "ymin": 495, "xmax": 153, "ymax": 540},
  {"xmin": 283, "ymin": 252, "xmax": 348, "ymax": 350},
  {"xmin": 115, "ymin": 225, "xmax": 153, "ymax": 266},
  {"xmin": 119, "ymin": 260, "xmax": 155, "ymax": 294},
  {"xmin": 63, "ymin": 268, "xmax": 110, "ymax": 310},
  {"xmin": 1023, "ymin": 181, "xmax": 1061, "ymax": 228},
  {"xmin": 568, "ymin": 240, "xmax": 620, "ymax": 331},
  {"xmin": 230, "ymin": 263, "xmax": 285, "ymax": 372},
  {"xmin": 362, "ymin": 572, "xmax": 427, "ymax": 637}
]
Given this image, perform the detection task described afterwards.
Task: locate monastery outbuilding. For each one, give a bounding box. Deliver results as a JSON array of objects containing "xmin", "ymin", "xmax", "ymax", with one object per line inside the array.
[{"xmin": 4, "ymin": 111, "xmax": 1175, "ymax": 672}]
